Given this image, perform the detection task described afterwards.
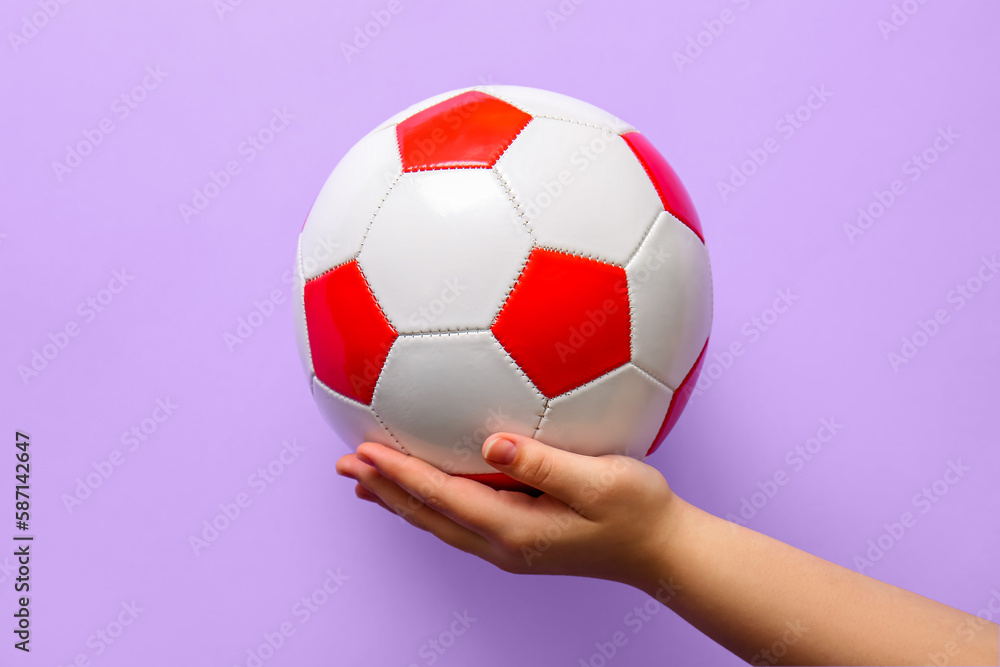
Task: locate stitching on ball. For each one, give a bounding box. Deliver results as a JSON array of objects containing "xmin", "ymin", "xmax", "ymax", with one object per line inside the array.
[
  {"xmin": 401, "ymin": 164, "xmax": 493, "ymax": 173},
  {"xmin": 492, "ymin": 165, "xmax": 536, "ymax": 238},
  {"xmin": 477, "ymin": 90, "xmax": 631, "ymax": 135},
  {"xmin": 398, "ymin": 324, "xmax": 490, "ymax": 335},
  {"xmin": 471, "ymin": 90, "xmax": 529, "ymax": 117},
  {"xmin": 353, "ymin": 263, "xmax": 398, "ymax": 333},
  {"xmin": 305, "ymin": 257, "xmax": 354, "ymax": 283},
  {"xmin": 397, "ymin": 328, "xmax": 491, "ymax": 339},
  {"xmin": 357, "ymin": 172, "xmax": 402, "ymax": 257},
  {"xmin": 626, "ymin": 274, "xmax": 635, "ymax": 359},
  {"xmin": 369, "ymin": 388, "xmax": 408, "ymax": 454},
  {"xmin": 501, "ymin": 115, "xmax": 533, "ymax": 154},
  {"xmin": 488, "ymin": 248, "xmax": 533, "ymax": 330},
  {"xmin": 394, "ymin": 124, "xmax": 405, "ymax": 165},
  {"xmin": 631, "ymin": 360, "xmax": 674, "ymax": 392},
  {"xmin": 318, "ymin": 380, "xmax": 406, "ymax": 452},
  {"xmin": 531, "ymin": 399, "xmax": 550, "ymax": 438},
  {"xmin": 535, "ymin": 113, "xmax": 630, "ymax": 135},
  {"xmin": 296, "ymin": 238, "xmax": 315, "ymax": 371},
  {"xmin": 490, "ymin": 335, "xmax": 545, "ymax": 399},
  {"xmin": 564, "ymin": 361, "xmax": 631, "ymax": 399},
  {"xmin": 625, "ymin": 210, "xmax": 664, "ymax": 268},
  {"xmin": 534, "ymin": 243, "xmax": 619, "ymax": 267}
]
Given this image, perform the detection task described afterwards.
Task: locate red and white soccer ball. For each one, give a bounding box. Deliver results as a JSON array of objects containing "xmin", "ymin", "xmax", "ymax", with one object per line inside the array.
[{"xmin": 293, "ymin": 85, "xmax": 712, "ymax": 492}]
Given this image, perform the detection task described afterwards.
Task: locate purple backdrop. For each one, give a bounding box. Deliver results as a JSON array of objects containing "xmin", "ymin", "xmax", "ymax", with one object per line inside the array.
[{"xmin": 2, "ymin": 1, "xmax": 998, "ymax": 665}]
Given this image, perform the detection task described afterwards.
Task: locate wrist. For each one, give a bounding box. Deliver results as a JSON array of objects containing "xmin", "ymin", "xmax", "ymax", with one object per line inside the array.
[{"xmin": 618, "ymin": 491, "xmax": 693, "ymax": 598}]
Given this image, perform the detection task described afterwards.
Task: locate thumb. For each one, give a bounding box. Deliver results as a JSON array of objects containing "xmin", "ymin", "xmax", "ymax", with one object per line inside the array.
[{"xmin": 482, "ymin": 432, "xmax": 598, "ymax": 502}]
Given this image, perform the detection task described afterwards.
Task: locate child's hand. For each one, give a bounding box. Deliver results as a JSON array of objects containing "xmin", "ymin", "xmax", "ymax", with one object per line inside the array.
[
  {"xmin": 337, "ymin": 432, "xmax": 1000, "ymax": 666},
  {"xmin": 335, "ymin": 433, "xmax": 679, "ymax": 587}
]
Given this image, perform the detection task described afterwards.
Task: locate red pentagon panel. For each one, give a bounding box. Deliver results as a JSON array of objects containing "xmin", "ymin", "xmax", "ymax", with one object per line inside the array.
[
  {"xmin": 492, "ymin": 248, "xmax": 631, "ymax": 399},
  {"xmin": 622, "ymin": 132, "xmax": 705, "ymax": 243},
  {"xmin": 303, "ymin": 260, "xmax": 398, "ymax": 405},
  {"xmin": 396, "ymin": 91, "xmax": 532, "ymax": 172},
  {"xmin": 645, "ymin": 339, "xmax": 708, "ymax": 457}
]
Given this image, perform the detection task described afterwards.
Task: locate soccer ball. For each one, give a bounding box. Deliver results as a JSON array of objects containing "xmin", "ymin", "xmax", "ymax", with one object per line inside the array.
[{"xmin": 293, "ymin": 85, "xmax": 712, "ymax": 492}]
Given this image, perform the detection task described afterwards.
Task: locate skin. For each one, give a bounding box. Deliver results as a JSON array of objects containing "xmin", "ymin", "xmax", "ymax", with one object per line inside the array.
[{"xmin": 336, "ymin": 433, "xmax": 1000, "ymax": 666}]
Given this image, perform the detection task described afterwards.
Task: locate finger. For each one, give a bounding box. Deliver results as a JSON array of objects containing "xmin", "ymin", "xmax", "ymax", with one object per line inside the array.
[
  {"xmin": 339, "ymin": 454, "xmax": 392, "ymax": 513},
  {"xmin": 355, "ymin": 482, "xmax": 392, "ymax": 511},
  {"xmin": 482, "ymin": 432, "xmax": 605, "ymax": 510},
  {"xmin": 350, "ymin": 450, "xmax": 495, "ymax": 558},
  {"xmin": 336, "ymin": 451, "xmax": 371, "ymax": 480},
  {"xmin": 356, "ymin": 441, "xmax": 532, "ymax": 537}
]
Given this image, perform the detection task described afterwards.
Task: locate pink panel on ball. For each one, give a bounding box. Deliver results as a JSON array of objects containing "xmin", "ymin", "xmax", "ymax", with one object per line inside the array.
[
  {"xmin": 621, "ymin": 132, "xmax": 704, "ymax": 243},
  {"xmin": 645, "ymin": 338, "xmax": 708, "ymax": 457}
]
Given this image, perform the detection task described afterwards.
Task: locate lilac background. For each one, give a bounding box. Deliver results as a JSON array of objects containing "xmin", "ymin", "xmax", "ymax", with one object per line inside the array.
[{"xmin": 2, "ymin": 0, "xmax": 999, "ymax": 665}]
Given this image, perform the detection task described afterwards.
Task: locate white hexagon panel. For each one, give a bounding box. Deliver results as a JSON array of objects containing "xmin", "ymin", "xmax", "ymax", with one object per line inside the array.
[
  {"xmin": 358, "ymin": 169, "xmax": 532, "ymax": 334},
  {"xmin": 495, "ymin": 117, "xmax": 662, "ymax": 265},
  {"xmin": 296, "ymin": 85, "xmax": 712, "ymax": 493},
  {"xmin": 373, "ymin": 332, "xmax": 545, "ymax": 476},
  {"xmin": 535, "ymin": 364, "xmax": 674, "ymax": 459},
  {"xmin": 628, "ymin": 211, "xmax": 713, "ymax": 390}
]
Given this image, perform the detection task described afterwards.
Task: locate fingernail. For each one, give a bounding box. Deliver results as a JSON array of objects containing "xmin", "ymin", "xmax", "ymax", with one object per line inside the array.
[{"xmin": 484, "ymin": 437, "xmax": 517, "ymax": 465}]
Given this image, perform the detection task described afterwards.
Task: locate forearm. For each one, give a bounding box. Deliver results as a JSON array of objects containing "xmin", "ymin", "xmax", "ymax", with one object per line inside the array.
[{"xmin": 635, "ymin": 497, "xmax": 999, "ymax": 666}]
